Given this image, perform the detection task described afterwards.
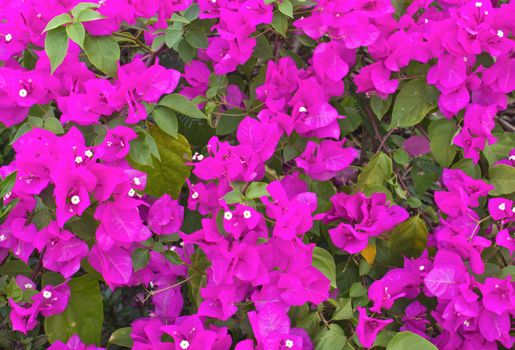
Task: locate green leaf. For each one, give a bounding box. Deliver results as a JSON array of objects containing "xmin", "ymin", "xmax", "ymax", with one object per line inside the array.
[
  {"xmin": 66, "ymin": 23, "xmax": 85, "ymax": 48},
  {"xmin": 489, "ymin": 164, "xmax": 515, "ymax": 195},
  {"xmin": 76, "ymin": 9, "xmax": 105, "ymax": 22},
  {"xmin": 216, "ymin": 113, "xmax": 245, "ymax": 136},
  {"xmin": 153, "ymin": 106, "xmax": 178, "ymax": 138},
  {"xmin": 71, "ymin": 2, "xmax": 99, "ymax": 18},
  {"xmin": 314, "ymin": 324, "xmax": 347, "ymax": 350},
  {"xmin": 45, "ymin": 27, "xmax": 69, "ymax": 74},
  {"xmin": 130, "ymin": 125, "xmax": 191, "ymax": 198},
  {"xmin": 185, "ymin": 28, "xmax": 208, "ymax": 49},
  {"xmin": 223, "ymin": 189, "xmax": 244, "ymax": 204},
  {"xmin": 278, "ymin": 0, "xmax": 293, "ymax": 18},
  {"xmin": 44, "ymin": 117, "xmax": 65, "ymax": 134},
  {"xmin": 390, "ymin": 79, "xmax": 436, "ymax": 129},
  {"xmin": 272, "ymin": 12, "xmax": 288, "ymax": 37},
  {"xmin": 387, "ymin": 216, "xmax": 428, "ymax": 264},
  {"xmin": 171, "ymin": 13, "xmax": 191, "ymax": 24},
  {"xmin": 483, "ymin": 133, "xmax": 515, "ymax": 166},
  {"xmin": 43, "ymin": 13, "xmax": 72, "ymax": 32},
  {"xmin": 312, "ymin": 247, "xmax": 337, "ymax": 288},
  {"xmin": 0, "ymin": 260, "xmax": 31, "ymax": 278},
  {"xmin": 428, "ymin": 118, "xmax": 458, "ymax": 167},
  {"xmin": 183, "ymin": 4, "xmax": 200, "ymax": 21},
  {"xmin": 245, "ymin": 182, "xmax": 269, "ymax": 199},
  {"xmin": 370, "ymin": 95, "xmax": 392, "ymax": 121},
  {"xmin": 164, "ymin": 250, "xmax": 183, "ymax": 265},
  {"xmin": 45, "ymin": 274, "xmax": 104, "ymax": 345},
  {"xmin": 349, "ymin": 282, "xmax": 367, "ymax": 297},
  {"xmin": 132, "ymin": 248, "xmax": 150, "ymax": 272},
  {"xmin": 451, "ymin": 158, "xmax": 480, "ymax": 178},
  {"xmin": 0, "ymin": 171, "xmax": 17, "ymax": 198},
  {"xmin": 393, "ymin": 149, "xmax": 409, "ymax": 165},
  {"xmin": 253, "ymin": 35, "xmax": 274, "ymax": 60},
  {"xmin": 83, "ymin": 35, "xmax": 120, "ymax": 76},
  {"xmin": 386, "ymin": 331, "xmax": 437, "ymax": 350},
  {"xmin": 108, "ymin": 327, "xmax": 133, "ymax": 348},
  {"xmin": 178, "ymin": 40, "xmax": 196, "ymax": 63},
  {"xmin": 165, "ymin": 28, "xmax": 184, "ymax": 48},
  {"xmin": 129, "ymin": 136, "xmax": 153, "ymax": 167},
  {"xmin": 332, "ymin": 298, "xmax": 353, "ymax": 321},
  {"xmin": 356, "ymin": 152, "xmax": 393, "ymax": 191},
  {"xmin": 159, "ymin": 93, "xmax": 207, "ymax": 119}
]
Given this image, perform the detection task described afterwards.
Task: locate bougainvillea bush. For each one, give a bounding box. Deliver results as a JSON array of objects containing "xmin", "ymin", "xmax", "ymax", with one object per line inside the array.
[{"xmin": 0, "ymin": 0, "xmax": 514, "ymax": 349}]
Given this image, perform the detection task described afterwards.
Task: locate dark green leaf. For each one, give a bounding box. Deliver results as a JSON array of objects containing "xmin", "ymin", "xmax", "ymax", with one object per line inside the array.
[
  {"xmin": 245, "ymin": 182, "xmax": 269, "ymax": 199},
  {"xmin": 178, "ymin": 40, "xmax": 196, "ymax": 63},
  {"xmin": 370, "ymin": 95, "xmax": 392, "ymax": 120},
  {"xmin": 483, "ymin": 133, "xmax": 515, "ymax": 166},
  {"xmin": 45, "ymin": 274, "xmax": 104, "ymax": 345},
  {"xmin": 0, "ymin": 260, "xmax": 31, "ymax": 278},
  {"xmin": 132, "ymin": 248, "xmax": 150, "ymax": 272},
  {"xmin": 165, "ymin": 28, "xmax": 184, "ymax": 48},
  {"xmin": 130, "ymin": 125, "xmax": 191, "ymax": 198},
  {"xmin": 387, "ymin": 216, "xmax": 428, "ymax": 264},
  {"xmin": 164, "ymin": 250, "xmax": 183, "ymax": 265},
  {"xmin": 272, "ymin": 12, "xmax": 288, "ymax": 37}
]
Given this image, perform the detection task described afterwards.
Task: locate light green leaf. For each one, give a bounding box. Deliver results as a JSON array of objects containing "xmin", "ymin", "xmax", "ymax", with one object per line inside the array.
[
  {"xmin": 43, "ymin": 14, "xmax": 72, "ymax": 33},
  {"xmin": 332, "ymin": 298, "xmax": 353, "ymax": 321},
  {"xmin": 178, "ymin": 40, "xmax": 196, "ymax": 63},
  {"xmin": 183, "ymin": 4, "xmax": 200, "ymax": 21},
  {"xmin": 45, "ymin": 274, "xmax": 104, "ymax": 345},
  {"xmin": 278, "ymin": 0, "xmax": 293, "ymax": 18},
  {"xmin": 71, "ymin": 2, "xmax": 99, "ymax": 18},
  {"xmin": 76, "ymin": 9, "xmax": 105, "ymax": 23},
  {"xmin": 314, "ymin": 324, "xmax": 347, "ymax": 350},
  {"xmin": 164, "ymin": 250, "xmax": 183, "ymax": 265},
  {"xmin": 45, "ymin": 27, "xmax": 69, "ymax": 74},
  {"xmin": 108, "ymin": 327, "xmax": 133, "ymax": 348},
  {"xmin": 245, "ymin": 182, "xmax": 269, "ymax": 199},
  {"xmin": 312, "ymin": 247, "xmax": 337, "ymax": 288},
  {"xmin": 489, "ymin": 164, "xmax": 515, "ymax": 195},
  {"xmin": 272, "ymin": 12, "xmax": 288, "ymax": 37},
  {"xmin": 66, "ymin": 23, "xmax": 85, "ymax": 48},
  {"xmin": 0, "ymin": 171, "xmax": 17, "ymax": 198},
  {"xmin": 43, "ymin": 117, "xmax": 65, "ymax": 135},
  {"xmin": 83, "ymin": 35, "xmax": 120, "ymax": 76},
  {"xmin": 159, "ymin": 93, "xmax": 207, "ymax": 119},
  {"xmin": 356, "ymin": 152, "xmax": 393, "ymax": 191},
  {"xmin": 483, "ymin": 133, "xmax": 515, "ymax": 166},
  {"xmin": 386, "ymin": 331, "xmax": 437, "ymax": 350},
  {"xmin": 428, "ymin": 118, "xmax": 458, "ymax": 167},
  {"xmin": 130, "ymin": 125, "xmax": 191, "ymax": 198},
  {"xmin": 165, "ymin": 28, "xmax": 184, "ymax": 48},
  {"xmin": 153, "ymin": 106, "xmax": 178, "ymax": 138},
  {"xmin": 390, "ymin": 79, "xmax": 437, "ymax": 129},
  {"xmin": 132, "ymin": 248, "xmax": 150, "ymax": 272},
  {"xmin": 185, "ymin": 28, "xmax": 208, "ymax": 49}
]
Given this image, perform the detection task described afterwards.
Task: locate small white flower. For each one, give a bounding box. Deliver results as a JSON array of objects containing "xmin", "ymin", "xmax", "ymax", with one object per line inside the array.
[
  {"xmin": 211, "ymin": 0, "xmax": 216, "ymax": 3},
  {"xmin": 298, "ymin": 106, "xmax": 307, "ymax": 113},
  {"xmin": 5, "ymin": 33, "xmax": 12, "ymax": 42},
  {"xmin": 36, "ymin": 13, "xmax": 42, "ymax": 18},
  {"xmin": 243, "ymin": 210, "xmax": 252, "ymax": 219},
  {"xmin": 497, "ymin": 30, "xmax": 504, "ymax": 38},
  {"xmin": 84, "ymin": 150, "xmax": 93, "ymax": 158},
  {"xmin": 463, "ymin": 320, "xmax": 470, "ymax": 327},
  {"xmin": 419, "ymin": 265, "xmax": 425, "ymax": 271},
  {"xmin": 133, "ymin": 177, "xmax": 141, "ymax": 186},
  {"xmin": 424, "ymin": 19, "xmax": 429, "ymax": 24},
  {"xmin": 106, "ymin": 141, "xmax": 113, "ymax": 147},
  {"xmin": 75, "ymin": 156, "xmax": 83, "ymax": 164},
  {"xmin": 475, "ymin": 2, "xmax": 482, "ymax": 7},
  {"xmin": 179, "ymin": 340, "xmax": 190, "ymax": 349},
  {"xmin": 224, "ymin": 211, "xmax": 233, "ymax": 220},
  {"xmin": 128, "ymin": 188, "xmax": 136, "ymax": 197},
  {"xmin": 197, "ymin": 154, "xmax": 204, "ymax": 161},
  {"xmin": 18, "ymin": 88, "xmax": 28, "ymax": 98},
  {"xmin": 191, "ymin": 191, "xmax": 199, "ymax": 199},
  {"xmin": 285, "ymin": 339, "xmax": 294, "ymax": 348},
  {"xmin": 70, "ymin": 195, "xmax": 80, "ymax": 205},
  {"xmin": 3, "ymin": 191, "xmax": 11, "ymax": 200},
  {"xmin": 509, "ymin": 155, "xmax": 515, "ymax": 161},
  {"xmin": 24, "ymin": 283, "xmax": 33, "ymax": 289},
  {"xmin": 498, "ymin": 202, "xmax": 506, "ymax": 211},
  {"xmin": 0, "ymin": 234, "xmax": 6, "ymax": 241},
  {"xmin": 43, "ymin": 291, "xmax": 52, "ymax": 299},
  {"xmin": 495, "ymin": 284, "xmax": 500, "ymax": 288}
]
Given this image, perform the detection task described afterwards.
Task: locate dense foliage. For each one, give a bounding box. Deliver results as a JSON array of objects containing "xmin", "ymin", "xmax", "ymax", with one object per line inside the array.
[{"xmin": 0, "ymin": 0, "xmax": 514, "ymax": 349}]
